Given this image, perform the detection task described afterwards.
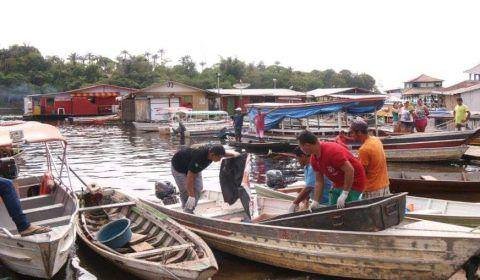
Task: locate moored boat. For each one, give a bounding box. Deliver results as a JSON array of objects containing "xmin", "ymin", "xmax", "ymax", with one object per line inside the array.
[
  {"xmin": 141, "ymin": 191, "xmax": 480, "ymax": 279},
  {"xmin": 389, "ymin": 170, "xmax": 480, "ymax": 201},
  {"xmin": 70, "ymin": 114, "xmax": 119, "ymax": 125},
  {"xmin": 0, "ymin": 121, "xmax": 78, "ymax": 279},
  {"xmin": 76, "ymin": 189, "xmax": 218, "ymax": 280}
]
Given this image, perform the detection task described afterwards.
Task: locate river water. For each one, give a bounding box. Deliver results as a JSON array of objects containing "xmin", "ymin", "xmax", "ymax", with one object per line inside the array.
[{"xmin": 1, "ymin": 121, "xmax": 478, "ymax": 279}]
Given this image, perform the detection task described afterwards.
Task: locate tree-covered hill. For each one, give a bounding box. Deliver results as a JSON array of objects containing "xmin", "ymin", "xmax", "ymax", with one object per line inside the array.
[{"xmin": 0, "ymin": 44, "xmax": 376, "ymax": 107}]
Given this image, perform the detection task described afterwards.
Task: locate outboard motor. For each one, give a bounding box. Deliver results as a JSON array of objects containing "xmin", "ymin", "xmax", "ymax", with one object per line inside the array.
[
  {"xmin": 155, "ymin": 181, "xmax": 178, "ymax": 205},
  {"xmin": 0, "ymin": 157, "xmax": 18, "ymax": 179},
  {"xmin": 266, "ymin": 169, "xmax": 285, "ymax": 189}
]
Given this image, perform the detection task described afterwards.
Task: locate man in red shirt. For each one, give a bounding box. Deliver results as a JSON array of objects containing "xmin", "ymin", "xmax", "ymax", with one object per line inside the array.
[{"xmin": 297, "ymin": 130, "xmax": 366, "ymax": 209}]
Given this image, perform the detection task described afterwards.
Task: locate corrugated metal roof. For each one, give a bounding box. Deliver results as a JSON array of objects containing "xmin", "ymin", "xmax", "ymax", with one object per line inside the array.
[
  {"xmin": 307, "ymin": 87, "xmax": 374, "ymax": 97},
  {"xmin": 206, "ymin": 88, "xmax": 308, "ymax": 97},
  {"xmin": 402, "ymin": 87, "xmax": 444, "ymax": 96},
  {"xmin": 465, "ymin": 63, "xmax": 480, "ymax": 75},
  {"xmin": 440, "ymin": 83, "xmax": 480, "ymax": 96}
]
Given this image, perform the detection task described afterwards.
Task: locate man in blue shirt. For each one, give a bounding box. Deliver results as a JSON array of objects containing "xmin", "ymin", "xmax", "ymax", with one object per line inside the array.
[
  {"xmin": 231, "ymin": 108, "xmax": 246, "ymax": 142},
  {"xmin": 288, "ymin": 147, "xmax": 332, "ymax": 213}
]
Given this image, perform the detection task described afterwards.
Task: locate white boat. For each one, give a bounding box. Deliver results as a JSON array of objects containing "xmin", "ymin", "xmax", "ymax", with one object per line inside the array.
[
  {"xmin": 159, "ymin": 110, "xmax": 232, "ymax": 137},
  {"xmin": 142, "ymin": 190, "xmax": 480, "ymax": 279},
  {"xmin": 255, "ymin": 184, "xmax": 480, "ymax": 227},
  {"xmin": 0, "ymin": 121, "xmax": 78, "ymax": 279}
]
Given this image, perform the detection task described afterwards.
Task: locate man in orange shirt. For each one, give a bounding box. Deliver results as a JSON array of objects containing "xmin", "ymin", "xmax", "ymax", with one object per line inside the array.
[{"xmin": 349, "ymin": 119, "xmax": 390, "ymax": 199}]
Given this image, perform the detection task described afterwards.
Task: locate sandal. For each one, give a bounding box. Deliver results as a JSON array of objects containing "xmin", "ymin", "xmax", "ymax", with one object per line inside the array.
[{"xmin": 20, "ymin": 225, "xmax": 51, "ymax": 237}]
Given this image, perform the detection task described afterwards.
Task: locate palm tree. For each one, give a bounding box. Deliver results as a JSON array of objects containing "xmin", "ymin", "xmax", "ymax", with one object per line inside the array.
[
  {"xmin": 68, "ymin": 53, "xmax": 78, "ymax": 65},
  {"xmin": 144, "ymin": 52, "xmax": 151, "ymax": 61},
  {"xmin": 79, "ymin": 56, "xmax": 86, "ymax": 64},
  {"xmin": 199, "ymin": 61, "xmax": 206, "ymax": 72},
  {"xmin": 85, "ymin": 52, "xmax": 94, "ymax": 64},
  {"xmin": 120, "ymin": 50, "xmax": 129, "ymax": 60},
  {"xmin": 158, "ymin": 49, "xmax": 165, "ymax": 64},
  {"xmin": 152, "ymin": 54, "xmax": 159, "ymax": 68}
]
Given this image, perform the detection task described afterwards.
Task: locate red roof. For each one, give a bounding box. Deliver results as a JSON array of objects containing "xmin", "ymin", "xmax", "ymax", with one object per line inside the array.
[{"xmin": 406, "ymin": 74, "xmax": 443, "ymax": 83}]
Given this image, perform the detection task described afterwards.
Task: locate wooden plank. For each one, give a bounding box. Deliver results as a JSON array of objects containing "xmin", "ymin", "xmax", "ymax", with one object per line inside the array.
[
  {"xmin": 126, "ymin": 243, "xmax": 194, "ymax": 258},
  {"xmin": 130, "ymin": 241, "xmax": 154, "ymax": 252},
  {"xmin": 129, "ymin": 233, "xmax": 148, "ymax": 245},
  {"xmin": 79, "ymin": 201, "xmax": 136, "ymax": 212}
]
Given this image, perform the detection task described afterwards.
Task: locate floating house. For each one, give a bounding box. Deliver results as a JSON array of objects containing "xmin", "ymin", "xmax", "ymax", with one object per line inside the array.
[
  {"xmin": 23, "ymin": 84, "xmax": 136, "ymax": 120},
  {"xmin": 207, "ymin": 88, "xmax": 308, "ymax": 114},
  {"xmin": 122, "ymin": 81, "xmax": 216, "ymax": 122}
]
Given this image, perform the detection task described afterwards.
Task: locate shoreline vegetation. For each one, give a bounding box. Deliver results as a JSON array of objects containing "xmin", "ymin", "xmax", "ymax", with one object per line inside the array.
[{"xmin": 0, "ymin": 44, "xmax": 376, "ymax": 108}]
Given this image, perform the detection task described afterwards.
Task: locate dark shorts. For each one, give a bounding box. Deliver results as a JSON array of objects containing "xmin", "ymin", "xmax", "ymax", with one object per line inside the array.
[{"xmin": 234, "ymin": 128, "xmax": 242, "ymax": 136}]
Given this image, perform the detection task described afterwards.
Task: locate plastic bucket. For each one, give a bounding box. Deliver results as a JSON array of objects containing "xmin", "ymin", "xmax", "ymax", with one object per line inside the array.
[{"xmin": 96, "ymin": 218, "xmax": 132, "ymax": 249}]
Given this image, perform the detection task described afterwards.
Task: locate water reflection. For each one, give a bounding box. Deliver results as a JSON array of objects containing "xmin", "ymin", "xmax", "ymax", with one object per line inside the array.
[{"xmin": 3, "ymin": 122, "xmax": 479, "ymax": 279}]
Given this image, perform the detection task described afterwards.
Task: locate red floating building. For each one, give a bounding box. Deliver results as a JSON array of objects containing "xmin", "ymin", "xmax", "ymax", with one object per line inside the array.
[{"xmin": 23, "ymin": 84, "xmax": 137, "ymax": 120}]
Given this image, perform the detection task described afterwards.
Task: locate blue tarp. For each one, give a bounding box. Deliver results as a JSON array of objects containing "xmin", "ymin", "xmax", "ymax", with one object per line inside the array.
[{"xmin": 248, "ymin": 99, "xmax": 385, "ymax": 131}]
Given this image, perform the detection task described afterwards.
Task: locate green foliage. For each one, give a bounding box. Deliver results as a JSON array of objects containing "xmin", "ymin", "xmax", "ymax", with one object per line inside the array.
[{"xmin": 0, "ymin": 44, "xmax": 377, "ymax": 107}]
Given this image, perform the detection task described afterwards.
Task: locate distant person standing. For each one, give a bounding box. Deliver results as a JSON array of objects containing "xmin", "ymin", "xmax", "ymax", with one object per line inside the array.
[
  {"xmin": 399, "ymin": 101, "xmax": 414, "ymax": 133},
  {"xmin": 454, "ymin": 97, "xmax": 470, "ymax": 131},
  {"xmin": 349, "ymin": 120, "xmax": 390, "ymax": 199},
  {"xmin": 231, "ymin": 108, "xmax": 246, "ymax": 142},
  {"xmin": 414, "ymin": 99, "xmax": 429, "ymax": 132},
  {"xmin": 254, "ymin": 110, "xmax": 267, "ymax": 142},
  {"xmin": 392, "ymin": 102, "xmax": 399, "ymax": 126}
]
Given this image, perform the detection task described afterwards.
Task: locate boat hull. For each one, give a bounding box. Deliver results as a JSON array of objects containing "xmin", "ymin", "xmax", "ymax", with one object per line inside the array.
[
  {"xmin": 143, "ymin": 199, "xmax": 480, "ymax": 280},
  {"xmin": 0, "ymin": 225, "xmax": 75, "ymax": 278}
]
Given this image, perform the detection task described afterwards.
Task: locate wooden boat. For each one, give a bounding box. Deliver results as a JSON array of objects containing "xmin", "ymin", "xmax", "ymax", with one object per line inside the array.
[
  {"xmin": 255, "ymin": 184, "xmax": 480, "ymax": 227},
  {"xmin": 0, "ymin": 122, "xmax": 78, "ymax": 279},
  {"xmin": 141, "ymin": 191, "xmax": 480, "ymax": 279},
  {"xmin": 261, "ymin": 192, "xmax": 407, "ymax": 232},
  {"xmin": 70, "ymin": 114, "xmax": 119, "ymax": 125},
  {"xmin": 389, "ymin": 170, "xmax": 480, "ymax": 202},
  {"xmin": 76, "ymin": 189, "xmax": 218, "ymax": 280},
  {"xmin": 241, "ymin": 128, "xmax": 479, "ymax": 162}
]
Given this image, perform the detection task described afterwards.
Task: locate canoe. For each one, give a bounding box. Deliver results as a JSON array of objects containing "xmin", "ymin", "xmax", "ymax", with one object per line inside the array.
[
  {"xmin": 255, "ymin": 184, "xmax": 480, "ymax": 227},
  {"xmin": 76, "ymin": 189, "xmax": 218, "ymax": 280},
  {"xmin": 0, "ymin": 176, "xmax": 77, "ymax": 279},
  {"xmin": 141, "ymin": 191, "xmax": 480, "ymax": 279},
  {"xmin": 389, "ymin": 170, "xmax": 480, "ymax": 202},
  {"xmin": 0, "ymin": 121, "xmax": 78, "ymax": 279}
]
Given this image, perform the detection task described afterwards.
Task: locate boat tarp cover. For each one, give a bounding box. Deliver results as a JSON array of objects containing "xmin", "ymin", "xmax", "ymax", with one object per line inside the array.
[
  {"xmin": 219, "ymin": 153, "xmax": 251, "ymax": 220},
  {"xmin": 247, "ymin": 99, "xmax": 385, "ymax": 131}
]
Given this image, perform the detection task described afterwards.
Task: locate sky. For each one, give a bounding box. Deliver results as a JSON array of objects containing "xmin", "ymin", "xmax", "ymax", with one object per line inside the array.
[{"xmin": 1, "ymin": 0, "xmax": 479, "ymax": 90}]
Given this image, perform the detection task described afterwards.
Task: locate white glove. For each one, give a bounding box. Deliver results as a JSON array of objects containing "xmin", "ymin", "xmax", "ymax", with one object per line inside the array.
[
  {"xmin": 185, "ymin": 196, "xmax": 196, "ymax": 211},
  {"xmin": 309, "ymin": 201, "xmax": 320, "ymax": 212},
  {"xmin": 336, "ymin": 190, "xmax": 350, "ymax": 209},
  {"xmin": 288, "ymin": 203, "xmax": 298, "ymax": 213}
]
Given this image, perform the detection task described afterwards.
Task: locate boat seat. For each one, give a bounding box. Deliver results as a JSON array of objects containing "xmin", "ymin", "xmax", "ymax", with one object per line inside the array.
[
  {"xmin": 31, "ymin": 215, "xmax": 71, "ymax": 227},
  {"xmin": 20, "ymin": 194, "xmax": 53, "ymax": 209},
  {"xmin": 125, "ymin": 243, "xmax": 194, "ymax": 258},
  {"xmin": 23, "ymin": 203, "xmax": 65, "ymax": 222}
]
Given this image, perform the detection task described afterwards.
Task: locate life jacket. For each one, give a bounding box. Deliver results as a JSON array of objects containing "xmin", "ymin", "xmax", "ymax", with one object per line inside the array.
[{"xmin": 39, "ymin": 171, "xmax": 54, "ymax": 195}]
